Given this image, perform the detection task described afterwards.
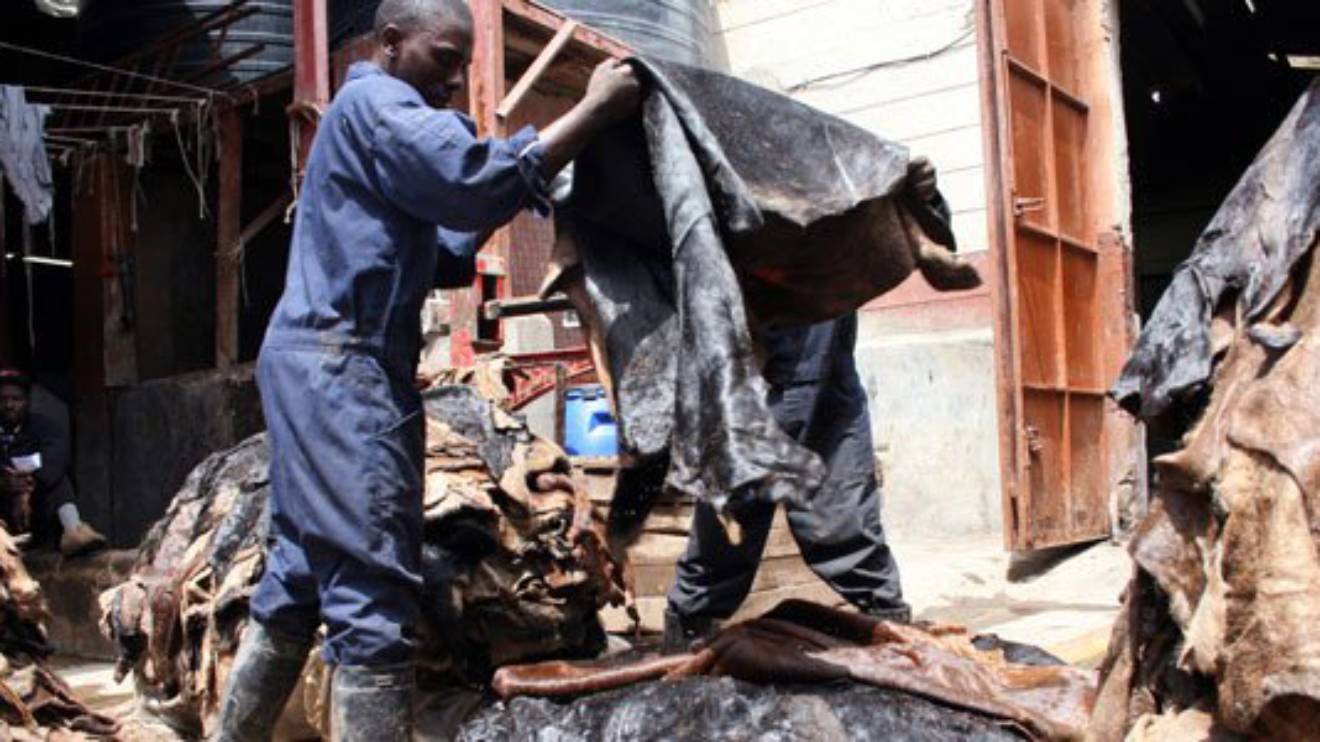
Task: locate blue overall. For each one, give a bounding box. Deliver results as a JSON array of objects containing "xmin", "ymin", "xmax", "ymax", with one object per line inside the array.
[
  {"xmin": 250, "ymin": 62, "xmax": 548, "ymax": 667},
  {"xmin": 667, "ymin": 313, "xmax": 909, "ymax": 619}
]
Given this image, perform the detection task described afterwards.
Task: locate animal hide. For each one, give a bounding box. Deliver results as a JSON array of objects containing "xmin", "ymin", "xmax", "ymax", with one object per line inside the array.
[
  {"xmin": 1092, "ymin": 79, "xmax": 1320, "ymax": 740},
  {"xmin": 553, "ymin": 58, "xmax": 979, "ymax": 531},
  {"xmin": 99, "ymin": 383, "xmax": 631, "ymax": 738},
  {"xmin": 0, "ymin": 527, "xmax": 118, "ymax": 739},
  {"xmin": 491, "ymin": 599, "xmax": 1095, "ymax": 741},
  {"xmin": 1112, "ymin": 79, "xmax": 1320, "ymax": 432}
]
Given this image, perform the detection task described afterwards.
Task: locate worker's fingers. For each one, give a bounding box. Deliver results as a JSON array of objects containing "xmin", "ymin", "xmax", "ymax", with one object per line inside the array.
[
  {"xmin": 907, "ymin": 155, "xmax": 938, "ymax": 200},
  {"xmin": 585, "ymin": 58, "xmax": 642, "ymax": 122}
]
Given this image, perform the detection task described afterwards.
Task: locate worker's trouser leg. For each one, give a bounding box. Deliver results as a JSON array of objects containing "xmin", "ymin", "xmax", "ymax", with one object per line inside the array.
[
  {"xmin": 783, "ymin": 367, "xmax": 907, "ymax": 617},
  {"xmin": 667, "ymin": 498, "xmax": 777, "ymax": 619},
  {"xmin": 667, "ymin": 367, "xmax": 907, "ymax": 620},
  {"xmin": 248, "ymin": 348, "xmax": 425, "ymax": 667},
  {"xmin": 32, "ymin": 475, "xmax": 76, "ymax": 547},
  {"xmin": 214, "ymin": 621, "xmax": 313, "ymax": 742}
]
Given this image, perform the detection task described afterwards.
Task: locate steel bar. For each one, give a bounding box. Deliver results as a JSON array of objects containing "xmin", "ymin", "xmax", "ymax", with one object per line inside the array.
[
  {"xmin": 0, "ymin": 41, "xmax": 227, "ymax": 98},
  {"xmin": 23, "ymin": 87, "xmax": 206, "ymax": 104},
  {"xmin": 482, "ymin": 294, "xmax": 575, "ymax": 321},
  {"xmin": 186, "ymin": 43, "xmax": 268, "ymax": 84}
]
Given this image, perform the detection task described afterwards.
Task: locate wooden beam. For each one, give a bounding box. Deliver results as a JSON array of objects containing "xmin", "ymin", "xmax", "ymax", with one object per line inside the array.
[
  {"xmin": 496, "ymin": 19, "xmax": 577, "ymax": 120},
  {"xmin": 215, "ymin": 108, "xmax": 243, "ymax": 368}
]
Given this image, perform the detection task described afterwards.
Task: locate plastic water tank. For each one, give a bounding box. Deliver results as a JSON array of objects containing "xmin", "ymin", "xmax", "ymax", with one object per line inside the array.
[
  {"xmin": 324, "ymin": 1, "xmax": 719, "ymax": 69},
  {"xmin": 78, "ymin": 1, "xmax": 294, "ymax": 85},
  {"xmin": 539, "ymin": 0, "xmax": 717, "ymax": 67},
  {"xmin": 563, "ymin": 385, "xmax": 618, "ymax": 457}
]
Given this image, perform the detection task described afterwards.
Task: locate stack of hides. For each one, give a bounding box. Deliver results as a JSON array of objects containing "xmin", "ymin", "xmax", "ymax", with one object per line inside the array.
[
  {"xmin": 98, "ymin": 385, "xmax": 630, "ymax": 738},
  {"xmin": 0, "ymin": 527, "xmax": 116, "ymax": 739},
  {"xmin": 1095, "ymin": 80, "xmax": 1320, "ymax": 739},
  {"xmin": 552, "ymin": 59, "xmax": 980, "ymax": 531}
]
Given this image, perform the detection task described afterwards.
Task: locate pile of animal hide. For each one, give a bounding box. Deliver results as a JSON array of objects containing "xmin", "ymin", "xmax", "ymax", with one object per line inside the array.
[
  {"xmin": 484, "ymin": 600, "xmax": 1096, "ymax": 740},
  {"xmin": 549, "ymin": 58, "xmax": 981, "ymax": 536},
  {"xmin": 1094, "ymin": 81, "xmax": 1320, "ymax": 739},
  {"xmin": 0, "ymin": 527, "xmax": 117, "ymax": 739},
  {"xmin": 98, "ymin": 385, "xmax": 630, "ymax": 738}
]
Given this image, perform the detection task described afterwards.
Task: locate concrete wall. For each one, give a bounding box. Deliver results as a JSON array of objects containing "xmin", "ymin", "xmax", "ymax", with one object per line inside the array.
[
  {"xmin": 74, "ymin": 365, "xmax": 266, "ymax": 547},
  {"xmin": 714, "ymin": 0, "xmax": 1002, "ymax": 539}
]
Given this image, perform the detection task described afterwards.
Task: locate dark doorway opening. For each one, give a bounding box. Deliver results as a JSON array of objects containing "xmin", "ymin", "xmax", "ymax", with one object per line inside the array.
[{"xmin": 1120, "ymin": 0, "xmax": 1317, "ymax": 457}]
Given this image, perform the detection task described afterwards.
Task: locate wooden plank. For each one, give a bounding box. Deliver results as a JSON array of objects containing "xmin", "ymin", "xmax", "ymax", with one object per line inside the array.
[
  {"xmin": 215, "ymin": 108, "xmax": 242, "ymax": 368},
  {"xmin": 628, "ymin": 512, "xmax": 802, "ymax": 565},
  {"xmin": 631, "ymin": 553, "xmax": 821, "ymax": 598},
  {"xmin": 496, "ymin": 19, "xmax": 577, "ymax": 121},
  {"xmin": 601, "ymin": 579, "xmax": 841, "ymax": 635}
]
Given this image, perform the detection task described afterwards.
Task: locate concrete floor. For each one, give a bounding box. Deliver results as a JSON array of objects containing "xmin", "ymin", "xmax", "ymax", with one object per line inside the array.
[{"xmin": 896, "ymin": 536, "xmax": 1130, "ymax": 666}]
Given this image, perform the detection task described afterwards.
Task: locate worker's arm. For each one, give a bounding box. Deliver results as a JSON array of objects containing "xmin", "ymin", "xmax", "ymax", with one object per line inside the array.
[
  {"xmin": 535, "ymin": 59, "xmax": 641, "ymax": 176},
  {"xmin": 371, "ymin": 103, "xmax": 552, "ymax": 231},
  {"xmin": 370, "ymin": 59, "xmax": 639, "ymax": 234}
]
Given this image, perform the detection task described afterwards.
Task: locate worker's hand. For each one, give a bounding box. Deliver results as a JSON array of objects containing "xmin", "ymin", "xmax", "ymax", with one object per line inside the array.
[
  {"xmin": 583, "ymin": 59, "xmax": 642, "ymax": 124},
  {"xmin": 0, "ymin": 468, "xmax": 33, "ymax": 497},
  {"xmin": 908, "ymin": 156, "xmax": 938, "ymax": 202}
]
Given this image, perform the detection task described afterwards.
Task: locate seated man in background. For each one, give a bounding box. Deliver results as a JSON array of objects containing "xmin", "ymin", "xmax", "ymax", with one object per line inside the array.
[{"xmin": 0, "ymin": 369, "xmax": 106, "ymax": 556}]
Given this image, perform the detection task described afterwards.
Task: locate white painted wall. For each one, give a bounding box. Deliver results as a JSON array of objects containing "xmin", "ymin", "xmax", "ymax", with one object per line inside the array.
[{"xmin": 714, "ymin": 0, "xmax": 988, "ymax": 253}]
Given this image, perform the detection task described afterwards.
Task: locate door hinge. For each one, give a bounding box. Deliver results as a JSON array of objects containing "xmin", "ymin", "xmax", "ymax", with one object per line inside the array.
[{"xmin": 1013, "ymin": 196, "xmax": 1046, "ymax": 217}]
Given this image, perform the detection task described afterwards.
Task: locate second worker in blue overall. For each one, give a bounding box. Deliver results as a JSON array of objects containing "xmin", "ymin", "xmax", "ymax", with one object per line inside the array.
[{"xmin": 214, "ymin": 1, "xmax": 640, "ymax": 739}]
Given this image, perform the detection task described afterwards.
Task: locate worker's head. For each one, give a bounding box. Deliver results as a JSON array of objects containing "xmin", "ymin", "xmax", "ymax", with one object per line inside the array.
[
  {"xmin": 0, "ymin": 371, "xmax": 30, "ymax": 429},
  {"xmin": 373, "ymin": 0, "xmax": 474, "ymax": 108}
]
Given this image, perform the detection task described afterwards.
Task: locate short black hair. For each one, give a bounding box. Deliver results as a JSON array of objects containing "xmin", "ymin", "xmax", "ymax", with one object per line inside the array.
[{"xmin": 374, "ymin": 0, "xmax": 473, "ymax": 35}]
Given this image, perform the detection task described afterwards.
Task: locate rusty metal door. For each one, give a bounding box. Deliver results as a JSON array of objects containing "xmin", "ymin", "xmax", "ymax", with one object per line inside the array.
[{"xmin": 981, "ymin": 0, "xmax": 1114, "ymax": 550}]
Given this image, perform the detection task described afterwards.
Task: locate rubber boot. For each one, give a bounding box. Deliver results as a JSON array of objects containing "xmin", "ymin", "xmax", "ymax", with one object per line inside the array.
[
  {"xmin": 330, "ymin": 662, "xmax": 414, "ymax": 742},
  {"xmin": 662, "ymin": 608, "xmax": 720, "ymax": 654},
  {"xmin": 214, "ymin": 622, "xmax": 312, "ymax": 742},
  {"xmin": 867, "ymin": 603, "xmax": 913, "ymax": 624}
]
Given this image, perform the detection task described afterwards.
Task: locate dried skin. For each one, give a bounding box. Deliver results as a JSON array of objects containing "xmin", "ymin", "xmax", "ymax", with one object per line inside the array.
[
  {"xmin": 100, "ymin": 381, "xmax": 633, "ymax": 734},
  {"xmin": 496, "ymin": 600, "xmax": 1095, "ymax": 741}
]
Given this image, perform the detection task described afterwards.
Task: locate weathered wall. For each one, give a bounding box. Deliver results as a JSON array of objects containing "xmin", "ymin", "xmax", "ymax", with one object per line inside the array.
[
  {"xmin": 714, "ymin": 0, "xmax": 1001, "ymax": 539},
  {"xmin": 73, "ymin": 365, "xmax": 265, "ymax": 547}
]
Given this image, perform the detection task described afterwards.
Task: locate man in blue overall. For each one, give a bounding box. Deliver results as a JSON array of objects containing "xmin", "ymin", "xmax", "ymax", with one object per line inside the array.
[
  {"xmin": 215, "ymin": 1, "xmax": 639, "ymax": 739},
  {"xmin": 664, "ymin": 159, "xmax": 947, "ymax": 649}
]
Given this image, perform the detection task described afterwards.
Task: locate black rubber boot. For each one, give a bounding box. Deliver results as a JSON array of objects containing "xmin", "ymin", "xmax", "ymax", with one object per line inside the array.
[
  {"xmin": 662, "ymin": 608, "xmax": 720, "ymax": 654},
  {"xmin": 867, "ymin": 603, "xmax": 913, "ymax": 624},
  {"xmin": 330, "ymin": 662, "xmax": 414, "ymax": 742},
  {"xmin": 214, "ymin": 622, "xmax": 312, "ymax": 742}
]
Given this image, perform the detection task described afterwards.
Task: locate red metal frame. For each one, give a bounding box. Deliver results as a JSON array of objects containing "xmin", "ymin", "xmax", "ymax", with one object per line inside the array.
[
  {"xmin": 291, "ymin": 0, "xmax": 330, "ymax": 179},
  {"xmin": 504, "ymin": 347, "xmax": 597, "ymax": 411},
  {"xmin": 448, "ymin": 0, "xmax": 632, "ymax": 368}
]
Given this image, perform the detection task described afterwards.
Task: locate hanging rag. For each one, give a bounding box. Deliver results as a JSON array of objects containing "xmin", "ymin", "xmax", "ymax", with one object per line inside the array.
[{"xmin": 0, "ymin": 86, "xmax": 54, "ymax": 225}]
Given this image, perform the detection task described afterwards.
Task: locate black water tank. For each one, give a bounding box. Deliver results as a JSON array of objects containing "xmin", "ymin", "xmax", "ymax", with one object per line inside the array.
[
  {"xmin": 78, "ymin": 1, "xmax": 294, "ymax": 86},
  {"xmin": 538, "ymin": 0, "xmax": 716, "ymax": 67},
  {"xmin": 326, "ymin": 1, "xmax": 717, "ymax": 68}
]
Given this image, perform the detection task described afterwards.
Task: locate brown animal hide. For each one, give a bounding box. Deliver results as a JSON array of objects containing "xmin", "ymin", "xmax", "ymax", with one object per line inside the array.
[
  {"xmin": 1092, "ymin": 82, "xmax": 1320, "ymax": 738},
  {"xmin": 99, "ymin": 381, "xmax": 632, "ymax": 738},
  {"xmin": 494, "ymin": 600, "xmax": 1096, "ymax": 741},
  {"xmin": 0, "ymin": 527, "xmax": 119, "ymax": 739}
]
